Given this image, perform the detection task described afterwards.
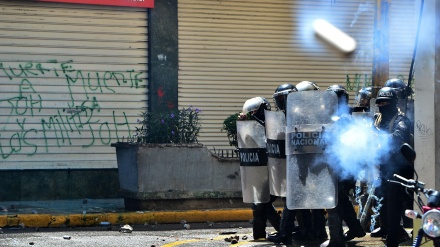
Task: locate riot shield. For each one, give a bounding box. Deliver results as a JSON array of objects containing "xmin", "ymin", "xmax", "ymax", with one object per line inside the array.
[
  {"xmin": 237, "ymin": 120, "xmax": 270, "ymax": 203},
  {"xmin": 264, "ymin": 110, "xmax": 287, "ymax": 197},
  {"xmin": 285, "ymin": 90, "xmax": 338, "ymax": 209}
]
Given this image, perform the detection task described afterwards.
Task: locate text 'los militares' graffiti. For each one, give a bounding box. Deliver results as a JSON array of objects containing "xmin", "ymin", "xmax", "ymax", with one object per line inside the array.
[{"xmin": 0, "ymin": 60, "xmax": 145, "ymax": 159}]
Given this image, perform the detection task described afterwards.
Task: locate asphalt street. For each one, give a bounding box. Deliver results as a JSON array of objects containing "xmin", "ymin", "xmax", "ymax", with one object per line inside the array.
[
  {"xmin": 0, "ymin": 199, "xmax": 416, "ymax": 247},
  {"xmin": 0, "ymin": 222, "xmax": 414, "ymax": 247}
]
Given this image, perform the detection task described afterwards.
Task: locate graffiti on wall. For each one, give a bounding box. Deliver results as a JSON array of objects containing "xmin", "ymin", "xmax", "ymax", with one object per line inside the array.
[
  {"xmin": 0, "ymin": 60, "xmax": 145, "ymax": 159},
  {"xmin": 345, "ymin": 73, "xmax": 408, "ymax": 91},
  {"xmin": 345, "ymin": 73, "xmax": 372, "ymax": 90}
]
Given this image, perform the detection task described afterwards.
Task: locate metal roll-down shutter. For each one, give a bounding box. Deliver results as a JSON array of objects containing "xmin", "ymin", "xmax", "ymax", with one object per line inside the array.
[
  {"xmin": 179, "ymin": 0, "xmax": 415, "ymax": 151},
  {"xmin": 0, "ymin": 1, "xmax": 148, "ymax": 169},
  {"xmin": 178, "ymin": 0, "xmax": 375, "ymax": 150}
]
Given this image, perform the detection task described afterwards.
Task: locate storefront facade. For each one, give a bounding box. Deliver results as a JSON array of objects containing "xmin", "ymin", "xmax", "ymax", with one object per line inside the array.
[{"xmin": 0, "ymin": 0, "xmax": 417, "ymax": 200}]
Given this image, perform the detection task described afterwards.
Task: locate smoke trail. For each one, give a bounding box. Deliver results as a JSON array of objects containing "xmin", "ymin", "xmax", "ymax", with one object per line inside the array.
[
  {"xmin": 355, "ymin": 171, "xmax": 366, "ymax": 218},
  {"xmin": 350, "ymin": 2, "xmax": 374, "ymax": 27},
  {"xmin": 355, "ymin": 183, "xmax": 363, "ymax": 218},
  {"xmin": 370, "ymin": 194, "xmax": 383, "ymax": 232}
]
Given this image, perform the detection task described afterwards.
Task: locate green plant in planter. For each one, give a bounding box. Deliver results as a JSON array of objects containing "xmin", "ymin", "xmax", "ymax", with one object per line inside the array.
[
  {"xmin": 135, "ymin": 106, "xmax": 201, "ymax": 144},
  {"xmin": 221, "ymin": 112, "xmax": 250, "ymax": 149},
  {"xmin": 221, "ymin": 113, "xmax": 239, "ymax": 148}
]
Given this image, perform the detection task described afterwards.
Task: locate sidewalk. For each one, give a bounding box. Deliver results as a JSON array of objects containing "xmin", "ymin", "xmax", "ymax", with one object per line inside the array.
[{"xmin": 0, "ymin": 198, "xmax": 254, "ymax": 228}]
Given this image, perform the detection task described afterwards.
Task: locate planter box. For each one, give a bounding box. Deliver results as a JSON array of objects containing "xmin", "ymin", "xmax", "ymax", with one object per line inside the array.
[{"xmin": 111, "ymin": 143, "xmax": 246, "ymax": 210}]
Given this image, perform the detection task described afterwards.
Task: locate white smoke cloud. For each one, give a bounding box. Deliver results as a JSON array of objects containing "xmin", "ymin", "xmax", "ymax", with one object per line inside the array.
[{"xmin": 321, "ymin": 116, "xmax": 392, "ymax": 183}]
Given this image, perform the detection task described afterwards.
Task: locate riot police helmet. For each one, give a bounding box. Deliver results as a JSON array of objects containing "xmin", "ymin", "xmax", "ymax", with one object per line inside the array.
[
  {"xmin": 375, "ymin": 87, "xmax": 398, "ymax": 106},
  {"xmin": 326, "ymin": 84, "xmax": 349, "ymax": 105},
  {"xmin": 273, "ymin": 83, "xmax": 298, "ymax": 111},
  {"xmin": 355, "ymin": 87, "xmax": 372, "ymax": 108},
  {"xmin": 296, "ymin": 81, "xmax": 320, "ymax": 91},
  {"xmin": 375, "ymin": 87, "xmax": 399, "ymax": 121},
  {"xmin": 242, "ymin": 97, "xmax": 271, "ymax": 124},
  {"xmin": 384, "ymin": 78, "xmax": 410, "ymax": 100}
]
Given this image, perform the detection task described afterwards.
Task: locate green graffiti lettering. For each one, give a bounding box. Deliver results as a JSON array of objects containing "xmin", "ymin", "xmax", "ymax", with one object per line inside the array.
[
  {"xmin": 42, "ymin": 117, "xmax": 60, "ymax": 152},
  {"xmin": 0, "ymin": 62, "xmax": 12, "ymax": 80},
  {"xmin": 35, "ymin": 63, "xmax": 51, "ymax": 75},
  {"xmin": 113, "ymin": 111, "xmax": 131, "ymax": 142},
  {"xmin": 17, "ymin": 118, "xmax": 38, "ymax": 156},
  {"xmin": 0, "ymin": 59, "xmax": 141, "ymax": 159},
  {"xmin": 99, "ymin": 122, "xmax": 112, "ymax": 145}
]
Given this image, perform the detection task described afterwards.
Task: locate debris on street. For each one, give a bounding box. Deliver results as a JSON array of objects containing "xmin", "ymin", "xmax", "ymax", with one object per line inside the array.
[{"xmin": 119, "ymin": 224, "xmax": 133, "ymax": 233}]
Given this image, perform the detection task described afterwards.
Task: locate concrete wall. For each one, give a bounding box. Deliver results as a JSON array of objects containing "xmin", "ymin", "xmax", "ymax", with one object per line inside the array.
[
  {"xmin": 0, "ymin": 144, "xmax": 244, "ymax": 209},
  {"xmin": 0, "ymin": 169, "xmax": 120, "ymax": 201},
  {"xmin": 113, "ymin": 144, "xmax": 246, "ymax": 210},
  {"xmin": 414, "ymin": 0, "xmax": 440, "ymax": 191}
]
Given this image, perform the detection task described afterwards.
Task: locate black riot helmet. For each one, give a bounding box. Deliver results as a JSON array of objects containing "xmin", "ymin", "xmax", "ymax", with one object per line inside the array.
[
  {"xmin": 375, "ymin": 87, "xmax": 398, "ymax": 116},
  {"xmin": 384, "ymin": 78, "xmax": 411, "ymax": 100},
  {"xmin": 376, "ymin": 86, "xmax": 398, "ymax": 104},
  {"xmin": 355, "ymin": 87, "xmax": 372, "ymax": 108},
  {"xmin": 327, "ymin": 84, "xmax": 349, "ymax": 105},
  {"xmin": 327, "ymin": 84, "xmax": 350, "ymax": 115},
  {"xmin": 273, "ymin": 83, "xmax": 298, "ymax": 111},
  {"xmin": 242, "ymin": 96, "xmax": 271, "ymax": 125},
  {"xmin": 296, "ymin": 81, "xmax": 320, "ymax": 91}
]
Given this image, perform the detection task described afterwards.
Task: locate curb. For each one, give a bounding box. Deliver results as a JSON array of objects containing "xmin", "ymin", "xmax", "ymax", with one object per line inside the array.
[{"xmin": 0, "ymin": 209, "xmax": 254, "ymax": 228}]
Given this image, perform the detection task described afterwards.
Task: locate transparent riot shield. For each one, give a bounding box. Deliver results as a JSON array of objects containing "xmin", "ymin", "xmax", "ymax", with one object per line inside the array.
[
  {"xmin": 264, "ymin": 110, "xmax": 287, "ymax": 197},
  {"xmin": 285, "ymin": 90, "xmax": 338, "ymax": 209},
  {"xmin": 237, "ymin": 120, "xmax": 270, "ymax": 203}
]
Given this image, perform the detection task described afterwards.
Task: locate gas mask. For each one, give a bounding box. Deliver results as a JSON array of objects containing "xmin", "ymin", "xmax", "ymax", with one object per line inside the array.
[{"xmin": 377, "ymin": 101, "xmax": 397, "ymax": 119}]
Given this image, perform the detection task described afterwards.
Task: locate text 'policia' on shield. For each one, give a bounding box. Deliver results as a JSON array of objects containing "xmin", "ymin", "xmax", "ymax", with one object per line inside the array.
[{"xmin": 239, "ymin": 148, "xmax": 268, "ymax": 166}]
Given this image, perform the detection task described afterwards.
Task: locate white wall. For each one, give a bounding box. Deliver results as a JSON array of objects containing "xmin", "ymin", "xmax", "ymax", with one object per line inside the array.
[{"xmin": 413, "ymin": 0, "xmax": 439, "ymax": 190}]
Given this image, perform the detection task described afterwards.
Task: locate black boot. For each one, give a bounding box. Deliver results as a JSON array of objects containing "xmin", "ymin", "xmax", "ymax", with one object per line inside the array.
[
  {"xmin": 321, "ymin": 211, "xmax": 345, "ymax": 247},
  {"xmin": 296, "ymin": 209, "xmax": 315, "ymax": 240},
  {"xmin": 340, "ymin": 195, "xmax": 365, "ymax": 241},
  {"xmin": 344, "ymin": 224, "xmax": 366, "ymax": 241},
  {"xmin": 252, "ymin": 203, "xmax": 267, "ymax": 239},
  {"xmin": 267, "ymin": 206, "xmax": 295, "ymax": 244},
  {"xmin": 265, "ymin": 203, "xmax": 281, "ymax": 232},
  {"xmin": 313, "ymin": 209, "xmax": 328, "ymax": 240}
]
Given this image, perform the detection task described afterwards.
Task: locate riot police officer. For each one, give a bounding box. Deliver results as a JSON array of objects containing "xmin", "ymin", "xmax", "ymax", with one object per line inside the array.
[
  {"xmin": 273, "ymin": 83, "xmax": 297, "ymax": 112},
  {"xmin": 295, "ymin": 81, "xmax": 328, "ymax": 242},
  {"xmin": 383, "ymin": 78, "xmax": 412, "ymax": 111},
  {"xmin": 320, "ymin": 85, "xmax": 366, "ymax": 247},
  {"xmin": 382, "ymin": 79, "xmax": 414, "ymax": 229},
  {"xmin": 275, "ymin": 81, "xmax": 328, "ymax": 242},
  {"xmin": 370, "ymin": 87, "xmax": 412, "ymax": 247},
  {"xmin": 296, "ymin": 80, "xmax": 320, "ymax": 91},
  {"xmin": 267, "ymin": 83, "xmax": 299, "ymax": 245},
  {"xmin": 370, "ymin": 79, "xmax": 414, "ymax": 237},
  {"xmin": 242, "ymin": 96, "xmax": 271, "ymax": 126},
  {"xmin": 241, "ymin": 96, "xmax": 281, "ymax": 240},
  {"xmin": 353, "ymin": 87, "xmax": 372, "ymax": 113}
]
